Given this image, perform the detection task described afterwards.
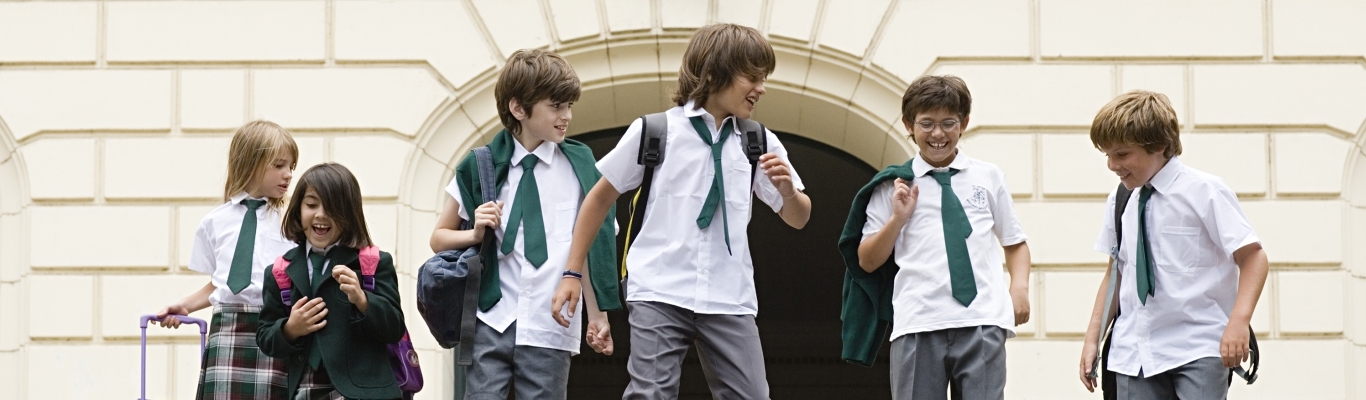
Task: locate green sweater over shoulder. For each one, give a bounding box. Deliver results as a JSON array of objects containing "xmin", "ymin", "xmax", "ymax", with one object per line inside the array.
[
  {"xmin": 837, "ymin": 160, "xmax": 916, "ymax": 367},
  {"xmin": 453, "ymin": 130, "xmax": 622, "ymax": 312}
]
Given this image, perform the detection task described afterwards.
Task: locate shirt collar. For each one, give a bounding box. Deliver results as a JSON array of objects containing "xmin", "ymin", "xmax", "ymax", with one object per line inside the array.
[
  {"xmin": 681, "ymin": 100, "xmax": 738, "ymax": 136},
  {"xmin": 228, "ymin": 191, "xmax": 270, "ymax": 207},
  {"xmin": 306, "ymin": 241, "xmax": 338, "ymax": 255},
  {"xmin": 911, "ymin": 149, "xmax": 972, "ymax": 177},
  {"xmin": 1147, "ymin": 156, "xmax": 1182, "ymax": 193},
  {"xmin": 511, "ymin": 137, "xmax": 558, "ymax": 168}
]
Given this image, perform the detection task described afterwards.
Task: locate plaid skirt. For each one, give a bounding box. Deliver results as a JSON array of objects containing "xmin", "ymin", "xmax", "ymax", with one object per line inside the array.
[
  {"xmin": 196, "ymin": 303, "xmax": 288, "ymax": 400},
  {"xmin": 293, "ymin": 365, "xmax": 346, "ymax": 400}
]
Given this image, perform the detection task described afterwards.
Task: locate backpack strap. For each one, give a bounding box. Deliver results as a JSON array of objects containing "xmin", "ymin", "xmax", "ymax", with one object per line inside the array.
[
  {"xmin": 273, "ymin": 256, "xmax": 294, "ymax": 306},
  {"xmin": 622, "ymin": 112, "xmax": 669, "ymax": 277},
  {"xmin": 457, "ymin": 146, "xmax": 497, "ymax": 367},
  {"xmin": 735, "ymin": 118, "xmax": 767, "ymax": 189},
  {"xmin": 358, "ymin": 245, "xmax": 380, "ymax": 292},
  {"xmin": 1093, "ymin": 183, "xmax": 1131, "ymax": 386}
]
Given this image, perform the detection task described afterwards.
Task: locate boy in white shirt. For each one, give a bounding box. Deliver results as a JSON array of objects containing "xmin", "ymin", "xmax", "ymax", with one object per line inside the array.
[
  {"xmin": 839, "ymin": 75, "xmax": 1032, "ymax": 399},
  {"xmin": 552, "ymin": 23, "xmax": 812, "ymax": 399},
  {"xmin": 1078, "ymin": 90, "xmax": 1269, "ymax": 400}
]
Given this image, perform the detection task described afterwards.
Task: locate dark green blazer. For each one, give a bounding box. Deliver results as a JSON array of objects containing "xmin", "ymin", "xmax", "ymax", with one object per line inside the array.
[
  {"xmin": 837, "ymin": 160, "xmax": 915, "ymax": 367},
  {"xmin": 257, "ymin": 246, "xmax": 406, "ymax": 399}
]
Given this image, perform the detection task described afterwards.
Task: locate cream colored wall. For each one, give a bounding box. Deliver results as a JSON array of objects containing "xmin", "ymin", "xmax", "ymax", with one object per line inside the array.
[{"xmin": 0, "ymin": 1, "xmax": 1363, "ymax": 399}]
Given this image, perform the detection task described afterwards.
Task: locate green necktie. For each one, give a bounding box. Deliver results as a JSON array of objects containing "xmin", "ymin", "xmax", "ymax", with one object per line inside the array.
[
  {"xmin": 689, "ymin": 116, "xmax": 734, "ymax": 255},
  {"xmin": 1135, "ymin": 185, "xmax": 1156, "ymax": 305},
  {"xmin": 308, "ymin": 251, "xmax": 327, "ymax": 292},
  {"xmin": 501, "ymin": 155, "xmax": 548, "ymax": 267},
  {"xmin": 931, "ymin": 169, "xmax": 976, "ymax": 307},
  {"xmin": 226, "ymin": 199, "xmax": 265, "ymax": 294}
]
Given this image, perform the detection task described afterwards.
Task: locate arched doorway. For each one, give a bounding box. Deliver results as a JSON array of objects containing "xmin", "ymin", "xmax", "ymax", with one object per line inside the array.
[{"xmin": 564, "ymin": 127, "xmax": 891, "ymax": 399}]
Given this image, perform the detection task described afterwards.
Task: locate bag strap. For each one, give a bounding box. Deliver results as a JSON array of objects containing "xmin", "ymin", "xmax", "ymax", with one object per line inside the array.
[
  {"xmin": 1092, "ymin": 183, "xmax": 1132, "ymax": 381},
  {"xmin": 273, "ymin": 256, "xmax": 294, "ymax": 306},
  {"xmin": 622, "ymin": 112, "xmax": 669, "ymax": 278},
  {"xmin": 358, "ymin": 245, "xmax": 379, "ymax": 292},
  {"xmin": 457, "ymin": 146, "xmax": 496, "ymax": 366},
  {"xmin": 735, "ymin": 118, "xmax": 766, "ymax": 189}
]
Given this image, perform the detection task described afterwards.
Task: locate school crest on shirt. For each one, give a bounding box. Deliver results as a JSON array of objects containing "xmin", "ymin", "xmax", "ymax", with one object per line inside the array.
[{"xmin": 966, "ymin": 185, "xmax": 989, "ymax": 210}]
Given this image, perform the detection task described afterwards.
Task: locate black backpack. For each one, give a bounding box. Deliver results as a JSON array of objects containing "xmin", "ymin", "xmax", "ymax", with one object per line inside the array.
[
  {"xmin": 1095, "ymin": 184, "xmax": 1259, "ymax": 400},
  {"xmin": 619, "ymin": 112, "xmax": 767, "ymax": 277}
]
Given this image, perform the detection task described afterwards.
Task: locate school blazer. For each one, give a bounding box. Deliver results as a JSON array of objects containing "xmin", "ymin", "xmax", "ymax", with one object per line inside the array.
[
  {"xmin": 836, "ymin": 161, "xmax": 916, "ymax": 367},
  {"xmin": 257, "ymin": 246, "xmax": 406, "ymax": 399}
]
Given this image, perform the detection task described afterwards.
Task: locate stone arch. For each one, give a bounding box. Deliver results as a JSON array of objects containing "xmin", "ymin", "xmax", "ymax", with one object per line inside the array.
[
  {"xmin": 0, "ymin": 113, "xmax": 28, "ymax": 282},
  {"xmin": 404, "ymin": 33, "xmax": 917, "ymax": 214}
]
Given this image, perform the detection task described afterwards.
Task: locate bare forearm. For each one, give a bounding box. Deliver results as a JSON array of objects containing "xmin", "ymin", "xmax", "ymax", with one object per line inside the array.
[
  {"xmin": 179, "ymin": 282, "xmax": 215, "ymax": 313},
  {"xmin": 1004, "ymin": 242, "xmax": 1031, "ymax": 288},
  {"xmin": 856, "ymin": 219, "xmax": 906, "ymax": 272},
  {"xmin": 1230, "ymin": 246, "xmax": 1269, "ymax": 325},
  {"xmin": 430, "ymin": 227, "xmax": 480, "ymax": 253},
  {"xmin": 1083, "ymin": 262, "xmax": 1113, "ymax": 344},
  {"xmin": 567, "ymin": 178, "xmax": 620, "ymax": 274},
  {"xmin": 778, "ymin": 191, "xmax": 811, "ymax": 229}
]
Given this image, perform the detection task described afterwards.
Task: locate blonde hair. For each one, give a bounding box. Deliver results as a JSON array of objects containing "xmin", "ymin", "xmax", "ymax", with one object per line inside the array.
[
  {"xmin": 673, "ymin": 23, "xmax": 775, "ymax": 107},
  {"xmin": 495, "ymin": 49, "xmax": 581, "ymax": 136},
  {"xmin": 1090, "ymin": 90, "xmax": 1182, "ymax": 158},
  {"xmin": 223, "ymin": 120, "xmax": 299, "ymax": 209}
]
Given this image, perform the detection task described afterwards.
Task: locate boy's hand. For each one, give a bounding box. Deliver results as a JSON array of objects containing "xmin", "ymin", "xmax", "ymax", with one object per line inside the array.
[
  {"xmin": 472, "ymin": 201, "xmax": 503, "ymax": 241},
  {"xmin": 155, "ymin": 304, "xmax": 190, "ymax": 328},
  {"xmin": 1079, "ymin": 342, "xmax": 1099, "ymax": 392},
  {"xmin": 585, "ymin": 311, "xmax": 614, "ymax": 355},
  {"xmin": 891, "ymin": 178, "xmax": 918, "ymax": 221},
  {"xmin": 333, "ymin": 266, "xmax": 368, "ymax": 313},
  {"xmin": 549, "ymin": 277, "xmax": 582, "ymax": 327},
  {"xmin": 1219, "ymin": 319, "xmax": 1251, "ymax": 368},
  {"xmin": 759, "ymin": 153, "xmax": 797, "ymax": 197},
  {"xmin": 284, "ymin": 297, "xmax": 328, "ymax": 342},
  {"xmin": 1010, "ymin": 284, "xmax": 1030, "ymax": 326}
]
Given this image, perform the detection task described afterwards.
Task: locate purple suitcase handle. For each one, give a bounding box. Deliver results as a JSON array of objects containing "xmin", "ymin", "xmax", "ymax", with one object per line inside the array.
[{"xmin": 140, "ymin": 314, "xmax": 208, "ymax": 400}]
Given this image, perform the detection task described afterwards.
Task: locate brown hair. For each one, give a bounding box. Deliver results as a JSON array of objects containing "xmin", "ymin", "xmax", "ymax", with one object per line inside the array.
[
  {"xmin": 1089, "ymin": 90, "xmax": 1182, "ymax": 158},
  {"xmin": 282, "ymin": 163, "xmax": 372, "ymax": 249},
  {"xmin": 495, "ymin": 49, "xmax": 581, "ymax": 136},
  {"xmin": 901, "ymin": 75, "xmax": 972, "ymax": 124},
  {"xmin": 673, "ymin": 23, "xmax": 776, "ymax": 107},
  {"xmin": 223, "ymin": 120, "xmax": 298, "ymax": 209}
]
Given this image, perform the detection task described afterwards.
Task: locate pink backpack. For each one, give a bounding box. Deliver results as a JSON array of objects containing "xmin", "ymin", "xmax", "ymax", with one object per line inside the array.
[{"xmin": 272, "ymin": 246, "xmax": 423, "ymax": 398}]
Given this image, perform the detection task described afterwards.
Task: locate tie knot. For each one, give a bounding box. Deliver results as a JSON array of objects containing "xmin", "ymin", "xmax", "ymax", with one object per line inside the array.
[
  {"xmin": 242, "ymin": 199, "xmax": 265, "ymax": 211},
  {"xmin": 930, "ymin": 169, "xmax": 958, "ymax": 185},
  {"xmin": 1139, "ymin": 184, "xmax": 1155, "ymax": 198},
  {"xmin": 520, "ymin": 155, "xmax": 539, "ymax": 170}
]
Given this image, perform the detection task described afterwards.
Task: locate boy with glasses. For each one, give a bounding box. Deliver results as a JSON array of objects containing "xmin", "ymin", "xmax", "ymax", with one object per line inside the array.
[{"xmin": 839, "ymin": 75, "xmax": 1032, "ymax": 399}]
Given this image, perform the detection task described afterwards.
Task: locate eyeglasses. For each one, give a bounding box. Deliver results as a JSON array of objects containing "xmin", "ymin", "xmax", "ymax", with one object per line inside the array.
[{"xmin": 915, "ymin": 120, "xmax": 961, "ymax": 133}]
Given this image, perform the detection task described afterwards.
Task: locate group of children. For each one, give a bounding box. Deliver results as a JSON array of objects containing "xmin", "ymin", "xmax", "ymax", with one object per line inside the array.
[{"xmin": 153, "ymin": 22, "xmax": 1266, "ymax": 400}]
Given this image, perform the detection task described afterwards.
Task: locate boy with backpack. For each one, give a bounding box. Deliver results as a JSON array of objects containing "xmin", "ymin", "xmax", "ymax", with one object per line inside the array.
[
  {"xmin": 838, "ymin": 75, "xmax": 1032, "ymax": 399},
  {"xmin": 1078, "ymin": 90, "xmax": 1268, "ymax": 399},
  {"xmin": 429, "ymin": 48, "xmax": 619, "ymax": 399},
  {"xmin": 552, "ymin": 23, "xmax": 812, "ymax": 399}
]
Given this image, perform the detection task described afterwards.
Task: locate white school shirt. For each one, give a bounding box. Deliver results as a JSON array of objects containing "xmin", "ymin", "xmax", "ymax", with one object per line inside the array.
[
  {"xmin": 444, "ymin": 140, "xmax": 584, "ymax": 354},
  {"xmin": 861, "ymin": 153, "xmax": 1027, "ymax": 340},
  {"xmin": 596, "ymin": 100, "xmax": 806, "ymax": 316},
  {"xmin": 189, "ymin": 192, "xmax": 299, "ymax": 307},
  {"xmin": 1092, "ymin": 156, "xmax": 1260, "ymax": 377}
]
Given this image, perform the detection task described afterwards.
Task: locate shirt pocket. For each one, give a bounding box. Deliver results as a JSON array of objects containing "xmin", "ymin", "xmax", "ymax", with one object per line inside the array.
[
  {"xmin": 553, "ymin": 201, "xmax": 576, "ymax": 242},
  {"xmin": 1157, "ymin": 225, "xmax": 1202, "ymax": 273},
  {"xmin": 724, "ymin": 161, "xmax": 753, "ymax": 210}
]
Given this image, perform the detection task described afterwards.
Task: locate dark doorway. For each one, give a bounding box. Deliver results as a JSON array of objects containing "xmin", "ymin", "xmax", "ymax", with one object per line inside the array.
[{"xmin": 567, "ymin": 127, "xmax": 892, "ymax": 399}]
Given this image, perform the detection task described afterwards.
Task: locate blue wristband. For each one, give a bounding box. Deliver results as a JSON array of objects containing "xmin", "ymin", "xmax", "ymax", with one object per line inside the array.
[{"xmin": 562, "ymin": 270, "xmax": 583, "ymax": 279}]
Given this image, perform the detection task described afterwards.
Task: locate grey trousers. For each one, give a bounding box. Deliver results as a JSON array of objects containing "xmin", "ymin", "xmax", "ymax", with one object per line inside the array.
[
  {"xmin": 463, "ymin": 320, "xmax": 571, "ymax": 400},
  {"xmin": 890, "ymin": 325, "xmax": 1007, "ymax": 400},
  {"xmin": 622, "ymin": 301, "xmax": 770, "ymax": 400},
  {"xmin": 1116, "ymin": 357, "xmax": 1229, "ymax": 400}
]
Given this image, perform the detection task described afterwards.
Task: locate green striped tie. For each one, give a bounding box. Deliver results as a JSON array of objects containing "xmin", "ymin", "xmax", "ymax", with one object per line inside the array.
[
  {"xmin": 931, "ymin": 170, "xmax": 976, "ymax": 307},
  {"xmin": 689, "ymin": 116, "xmax": 734, "ymax": 254},
  {"xmin": 226, "ymin": 199, "xmax": 265, "ymax": 294},
  {"xmin": 1135, "ymin": 185, "xmax": 1156, "ymax": 305},
  {"xmin": 501, "ymin": 155, "xmax": 548, "ymax": 266}
]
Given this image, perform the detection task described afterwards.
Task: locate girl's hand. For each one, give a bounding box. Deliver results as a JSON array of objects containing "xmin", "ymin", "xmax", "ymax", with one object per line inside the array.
[
  {"xmin": 472, "ymin": 201, "xmax": 503, "ymax": 241},
  {"xmin": 284, "ymin": 297, "xmax": 328, "ymax": 342},
  {"xmin": 891, "ymin": 178, "xmax": 918, "ymax": 221},
  {"xmin": 549, "ymin": 277, "xmax": 582, "ymax": 328},
  {"xmin": 333, "ymin": 266, "xmax": 369, "ymax": 314},
  {"xmin": 585, "ymin": 311, "xmax": 614, "ymax": 355},
  {"xmin": 155, "ymin": 304, "xmax": 190, "ymax": 328}
]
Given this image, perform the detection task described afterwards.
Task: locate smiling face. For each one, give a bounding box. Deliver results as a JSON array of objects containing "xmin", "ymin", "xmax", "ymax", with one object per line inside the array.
[
  {"xmin": 703, "ymin": 74, "xmax": 766, "ymax": 121},
  {"xmin": 905, "ymin": 107, "xmax": 968, "ymax": 168},
  {"xmin": 246, "ymin": 153, "xmax": 294, "ymax": 200},
  {"xmin": 1102, "ymin": 142, "xmax": 1170, "ymax": 190},
  {"xmin": 511, "ymin": 98, "xmax": 572, "ymax": 150},
  {"xmin": 300, "ymin": 186, "xmax": 341, "ymax": 249}
]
